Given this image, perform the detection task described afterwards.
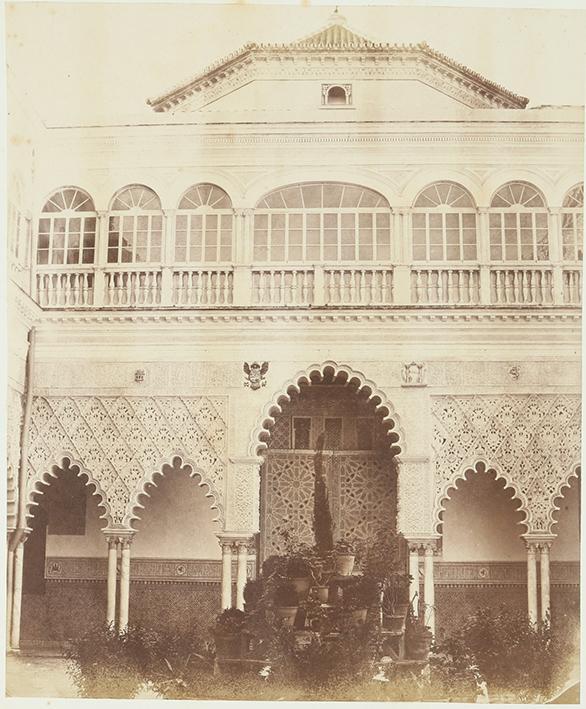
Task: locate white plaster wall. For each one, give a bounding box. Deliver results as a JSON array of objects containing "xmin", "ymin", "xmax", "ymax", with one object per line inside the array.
[
  {"xmin": 45, "ymin": 488, "xmax": 107, "ymax": 557},
  {"xmin": 550, "ymin": 477, "xmax": 580, "ymax": 561},
  {"xmin": 440, "ymin": 473, "xmax": 526, "ymax": 561},
  {"xmin": 131, "ymin": 468, "xmax": 221, "ymax": 559}
]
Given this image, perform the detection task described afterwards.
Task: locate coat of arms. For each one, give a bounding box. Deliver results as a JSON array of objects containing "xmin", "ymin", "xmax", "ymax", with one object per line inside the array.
[{"xmin": 243, "ymin": 361, "xmax": 269, "ymax": 390}]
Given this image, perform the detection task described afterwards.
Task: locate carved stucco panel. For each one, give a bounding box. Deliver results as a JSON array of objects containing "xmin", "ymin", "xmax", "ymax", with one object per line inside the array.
[
  {"xmin": 397, "ymin": 459, "xmax": 434, "ymax": 536},
  {"xmin": 225, "ymin": 460, "xmax": 261, "ymax": 532},
  {"xmin": 432, "ymin": 394, "xmax": 581, "ymax": 534},
  {"xmin": 27, "ymin": 396, "xmax": 228, "ymax": 528},
  {"xmin": 7, "ymin": 387, "xmax": 24, "ymax": 529}
]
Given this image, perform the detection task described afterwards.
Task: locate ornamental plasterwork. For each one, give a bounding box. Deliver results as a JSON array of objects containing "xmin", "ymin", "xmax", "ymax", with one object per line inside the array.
[
  {"xmin": 396, "ymin": 460, "xmax": 433, "ymax": 536},
  {"xmin": 225, "ymin": 460, "xmax": 261, "ymax": 532},
  {"xmin": 432, "ymin": 394, "xmax": 581, "ymax": 534},
  {"xmin": 26, "ymin": 396, "xmax": 227, "ymax": 528}
]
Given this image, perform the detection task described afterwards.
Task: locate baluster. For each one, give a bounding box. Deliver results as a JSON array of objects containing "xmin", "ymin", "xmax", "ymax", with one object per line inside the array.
[
  {"xmin": 504, "ymin": 270, "xmax": 513, "ymax": 303},
  {"xmin": 531, "ymin": 270, "xmax": 539, "ymax": 304},
  {"xmin": 524, "ymin": 270, "xmax": 533, "ymax": 303},
  {"xmin": 369, "ymin": 270, "xmax": 377, "ymax": 304},
  {"xmin": 543, "ymin": 270, "xmax": 551, "ymax": 304},
  {"xmin": 280, "ymin": 270, "xmax": 286, "ymax": 305},
  {"xmin": 380, "ymin": 270, "xmax": 387, "ymax": 303},
  {"xmin": 183, "ymin": 271, "xmax": 191, "ymax": 305},
  {"xmin": 290, "ymin": 270, "xmax": 297, "ymax": 305},
  {"xmin": 413, "ymin": 270, "xmax": 422, "ymax": 303},
  {"xmin": 432, "ymin": 270, "xmax": 439, "ymax": 304},
  {"xmin": 223, "ymin": 271, "xmax": 230, "ymax": 305}
]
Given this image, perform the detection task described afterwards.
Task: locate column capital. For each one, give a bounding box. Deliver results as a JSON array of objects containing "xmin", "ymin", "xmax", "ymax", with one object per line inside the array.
[
  {"xmin": 217, "ymin": 532, "xmax": 255, "ymax": 548},
  {"xmin": 103, "ymin": 529, "xmax": 135, "ymax": 547},
  {"xmin": 162, "ymin": 208, "xmax": 176, "ymax": 218},
  {"xmin": 97, "ymin": 210, "xmax": 109, "ymax": 219},
  {"xmin": 232, "ymin": 207, "xmax": 254, "ymax": 218},
  {"xmin": 522, "ymin": 533, "xmax": 556, "ymax": 551}
]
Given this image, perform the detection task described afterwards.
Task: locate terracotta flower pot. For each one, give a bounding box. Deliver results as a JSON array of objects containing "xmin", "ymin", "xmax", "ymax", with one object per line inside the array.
[
  {"xmin": 334, "ymin": 553, "xmax": 355, "ymax": 576},
  {"xmin": 290, "ymin": 576, "xmax": 311, "ymax": 597},
  {"xmin": 275, "ymin": 606, "xmax": 298, "ymax": 626},
  {"xmin": 314, "ymin": 585, "xmax": 329, "ymax": 603}
]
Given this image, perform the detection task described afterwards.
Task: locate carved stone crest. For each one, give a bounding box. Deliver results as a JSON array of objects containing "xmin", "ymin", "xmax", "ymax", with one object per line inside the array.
[
  {"xmin": 508, "ymin": 365, "xmax": 521, "ymax": 381},
  {"xmin": 134, "ymin": 369, "xmax": 146, "ymax": 384},
  {"xmin": 401, "ymin": 362, "xmax": 426, "ymax": 387},
  {"xmin": 243, "ymin": 362, "xmax": 269, "ymax": 390}
]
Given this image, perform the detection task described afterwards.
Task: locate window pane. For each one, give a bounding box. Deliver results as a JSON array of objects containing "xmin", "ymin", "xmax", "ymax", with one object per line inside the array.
[
  {"xmin": 413, "ymin": 245, "xmax": 426, "ymax": 260},
  {"xmin": 293, "ymin": 417, "xmax": 311, "ymax": 448},
  {"xmin": 37, "ymin": 250, "xmax": 49, "ymax": 265},
  {"xmin": 82, "ymin": 249, "xmax": 94, "ymax": 264}
]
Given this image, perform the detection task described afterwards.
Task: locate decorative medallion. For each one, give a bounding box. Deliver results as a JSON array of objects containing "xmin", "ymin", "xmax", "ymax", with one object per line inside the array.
[
  {"xmin": 401, "ymin": 362, "xmax": 426, "ymax": 387},
  {"xmin": 243, "ymin": 362, "xmax": 269, "ymax": 390},
  {"xmin": 134, "ymin": 369, "xmax": 146, "ymax": 384}
]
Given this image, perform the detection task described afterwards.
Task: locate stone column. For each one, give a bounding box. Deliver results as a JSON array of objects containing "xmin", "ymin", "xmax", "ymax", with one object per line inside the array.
[
  {"xmin": 525, "ymin": 540, "xmax": 538, "ymax": 624},
  {"xmin": 220, "ymin": 540, "xmax": 233, "ymax": 610},
  {"xmin": 540, "ymin": 541, "xmax": 552, "ymax": 622},
  {"xmin": 105, "ymin": 535, "xmax": 119, "ymax": 626},
  {"xmin": 423, "ymin": 541, "xmax": 437, "ymax": 635},
  {"xmin": 236, "ymin": 541, "xmax": 249, "ymax": 611},
  {"xmin": 6, "ymin": 534, "xmax": 15, "ymax": 646},
  {"xmin": 478, "ymin": 208, "xmax": 491, "ymax": 304},
  {"xmin": 408, "ymin": 543, "xmax": 420, "ymax": 616},
  {"xmin": 118, "ymin": 535, "xmax": 133, "ymax": 631},
  {"xmin": 232, "ymin": 208, "xmax": 253, "ymax": 306},
  {"xmin": 93, "ymin": 210, "xmax": 109, "ymax": 307},
  {"xmin": 10, "ymin": 532, "xmax": 29, "ymax": 651}
]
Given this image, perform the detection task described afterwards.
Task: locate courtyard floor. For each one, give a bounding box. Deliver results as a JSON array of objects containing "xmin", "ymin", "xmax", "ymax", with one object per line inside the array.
[{"xmin": 6, "ymin": 653, "xmax": 77, "ymax": 698}]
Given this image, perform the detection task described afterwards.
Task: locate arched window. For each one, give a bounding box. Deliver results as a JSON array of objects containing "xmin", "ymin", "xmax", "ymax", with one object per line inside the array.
[
  {"xmin": 561, "ymin": 184, "xmax": 583, "ymax": 262},
  {"xmin": 108, "ymin": 185, "xmax": 162, "ymax": 264},
  {"xmin": 254, "ymin": 182, "xmax": 390, "ymax": 263},
  {"xmin": 412, "ymin": 182, "xmax": 477, "ymax": 261},
  {"xmin": 175, "ymin": 184, "xmax": 233, "ymax": 263},
  {"xmin": 37, "ymin": 187, "xmax": 96, "ymax": 265},
  {"xmin": 489, "ymin": 182, "xmax": 549, "ymax": 261}
]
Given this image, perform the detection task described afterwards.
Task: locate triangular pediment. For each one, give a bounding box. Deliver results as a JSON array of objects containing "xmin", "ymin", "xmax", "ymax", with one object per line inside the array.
[{"xmin": 147, "ymin": 17, "xmax": 528, "ymax": 113}]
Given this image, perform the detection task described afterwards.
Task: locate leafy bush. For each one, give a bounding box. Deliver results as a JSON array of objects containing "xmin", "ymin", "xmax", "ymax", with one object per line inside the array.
[
  {"xmin": 215, "ymin": 607, "xmax": 246, "ymax": 634},
  {"xmin": 65, "ymin": 622, "xmax": 159, "ymax": 698},
  {"xmin": 431, "ymin": 605, "xmax": 576, "ymax": 702},
  {"xmin": 273, "ymin": 583, "xmax": 299, "ymax": 607}
]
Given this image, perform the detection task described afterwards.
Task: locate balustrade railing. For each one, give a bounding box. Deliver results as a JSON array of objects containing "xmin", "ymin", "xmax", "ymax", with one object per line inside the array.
[
  {"xmin": 490, "ymin": 267, "xmax": 553, "ymax": 305},
  {"xmin": 30, "ymin": 262, "xmax": 582, "ymax": 310},
  {"xmin": 173, "ymin": 269, "xmax": 233, "ymax": 306},
  {"xmin": 36, "ymin": 268, "xmax": 94, "ymax": 308},
  {"xmin": 563, "ymin": 268, "xmax": 582, "ymax": 305},
  {"xmin": 324, "ymin": 267, "xmax": 393, "ymax": 305},
  {"xmin": 252, "ymin": 268, "xmax": 314, "ymax": 305},
  {"xmin": 104, "ymin": 268, "xmax": 162, "ymax": 307},
  {"xmin": 411, "ymin": 267, "xmax": 480, "ymax": 305}
]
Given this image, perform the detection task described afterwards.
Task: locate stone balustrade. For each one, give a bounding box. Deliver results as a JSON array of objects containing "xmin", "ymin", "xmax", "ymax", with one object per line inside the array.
[{"xmin": 32, "ymin": 262, "xmax": 581, "ymax": 309}]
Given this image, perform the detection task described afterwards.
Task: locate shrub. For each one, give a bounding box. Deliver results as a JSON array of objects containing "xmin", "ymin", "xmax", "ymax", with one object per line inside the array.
[
  {"xmin": 215, "ymin": 607, "xmax": 246, "ymax": 635},
  {"xmin": 273, "ymin": 583, "xmax": 299, "ymax": 607}
]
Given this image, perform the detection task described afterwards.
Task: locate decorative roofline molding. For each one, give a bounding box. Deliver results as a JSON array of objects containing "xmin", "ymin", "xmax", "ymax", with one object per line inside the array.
[{"xmin": 146, "ymin": 22, "xmax": 528, "ymax": 113}]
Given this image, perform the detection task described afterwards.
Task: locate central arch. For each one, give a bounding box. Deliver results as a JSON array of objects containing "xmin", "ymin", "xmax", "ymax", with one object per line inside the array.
[{"xmin": 249, "ymin": 361, "xmax": 405, "ymax": 458}]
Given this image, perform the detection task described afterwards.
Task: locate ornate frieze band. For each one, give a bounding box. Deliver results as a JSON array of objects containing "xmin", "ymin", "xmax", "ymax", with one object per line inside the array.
[
  {"xmin": 27, "ymin": 396, "xmax": 227, "ymax": 527},
  {"xmin": 435, "ymin": 561, "xmax": 579, "ymax": 586},
  {"xmin": 45, "ymin": 556, "xmax": 255, "ymax": 582},
  {"xmin": 432, "ymin": 394, "xmax": 581, "ymax": 534}
]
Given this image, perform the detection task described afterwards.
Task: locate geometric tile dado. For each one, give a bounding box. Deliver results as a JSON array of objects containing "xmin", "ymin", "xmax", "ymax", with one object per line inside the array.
[
  {"xmin": 432, "ymin": 394, "xmax": 581, "ymax": 534},
  {"xmin": 27, "ymin": 396, "xmax": 227, "ymax": 528}
]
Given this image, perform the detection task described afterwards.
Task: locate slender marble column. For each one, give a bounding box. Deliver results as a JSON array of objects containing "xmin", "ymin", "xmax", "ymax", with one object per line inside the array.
[
  {"xmin": 423, "ymin": 543, "xmax": 436, "ymax": 635},
  {"xmin": 10, "ymin": 540, "xmax": 26, "ymax": 650},
  {"xmin": 526, "ymin": 541, "xmax": 538, "ymax": 624},
  {"xmin": 236, "ymin": 542, "xmax": 248, "ymax": 611},
  {"xmin": 540, "ymin": 542, "xmax": 551, "ymax": 622},
  {"xmin": 118, "ymin": 537, "xmax": 132, "ymax": 631},
  {"xmin": 408, "ymin": 544, "xmax": 420, "ymax": 616},
  {"xmin": 6, "ymin": 540, "xmax": 15, "ymax": 646},
  {"xmin": 221, "ymin": 542, "xmax": 233, "ymax": 609},
  {"xmin": 106, "ymin": 537, "xmax": 118, "ymax": 626}
]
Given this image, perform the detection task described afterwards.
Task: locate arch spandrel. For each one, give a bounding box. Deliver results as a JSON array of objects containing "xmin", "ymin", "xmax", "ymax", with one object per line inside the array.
[
  {"xmin": 26, "ymin": 395, "xmax": 228, "ymax": 532},
  {"xmin": 432, "ymin": 394, "xmax": 581, "ymax": 535},
  {"xmin": 249, "ymin": 360, "xmax": 405, "ymax": 458}
]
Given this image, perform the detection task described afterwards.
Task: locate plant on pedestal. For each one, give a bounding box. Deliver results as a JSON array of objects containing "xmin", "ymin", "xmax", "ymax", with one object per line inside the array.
[{"xmin": 213, "ymin": 608, "xmax": 247, "ymax": 659}]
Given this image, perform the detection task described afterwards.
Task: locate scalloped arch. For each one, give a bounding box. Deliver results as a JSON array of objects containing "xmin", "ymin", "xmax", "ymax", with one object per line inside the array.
[
  {"xmin": 249, "ymin": 360, "xmax": 405, "ymax": 457},
  {"xmin": 434, "ymin": 458, "xmax": 530, "ymax": 535},
  {"xmin": 26, "ymin": 454, "xmax": 112, "ymax": 528},
  {"xmin": 125, "ymin": 454, "xmax": 224, "ymax": 529},
  {"xmin": 549, "ymin": 463, "xmax": 581, "ymax": 534}
]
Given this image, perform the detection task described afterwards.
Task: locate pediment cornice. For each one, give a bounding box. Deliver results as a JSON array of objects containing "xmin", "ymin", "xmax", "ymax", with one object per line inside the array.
[{"xmin": 147, "ymin": 25, "xmax": 528, "ymax": 113}]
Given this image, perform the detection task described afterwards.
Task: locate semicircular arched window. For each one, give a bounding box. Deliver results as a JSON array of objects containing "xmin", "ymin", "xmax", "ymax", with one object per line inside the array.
[
  {"xmin": 175, "ymin": 184, "xmax": 233, "ymax": 263},
  {"xmin": 562, "ymin": 184, "xmax": 583, "ymax": 262},
  {"xmin": 37, "ymin": 187, "xmax": 96, "ymax": 265},
  {"xmin": 254, "ymin": 182, "xmax": 391, "ymax": 263},
  {"xmin": 108, "ymin": 185, "xmax": 162, "ymax": 264},
  {"xmin": 412, "ymin": 182, "xmax": 477, "ymax": 261},
  {"xmin": 489, "ymin": 182, "xmax": 549, "ymax": 261}
]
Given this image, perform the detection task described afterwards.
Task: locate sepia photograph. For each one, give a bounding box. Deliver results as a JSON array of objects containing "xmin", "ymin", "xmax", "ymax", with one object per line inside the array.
[{"xmin": 4, "ymin": 0, "xmax": 584, "ymax": 703}]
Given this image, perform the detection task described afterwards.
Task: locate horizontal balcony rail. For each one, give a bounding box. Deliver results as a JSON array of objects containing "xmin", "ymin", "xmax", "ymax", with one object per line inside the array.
[
  {"xmin": 31, "ymin": 262, "xmax": 582, "ymax": 309},
  {"xmin": 104, "ymin": 268, "xmax": 162, "ymax": 307},
  {"xmin": 173, "ymin": 268, "xmax": 233, "ymax": 306},
  {"xmin": 490, "ymin": 267, "xmax": 553, "ymax": 305},
  {"xmin": 324, "ymin": 267, "xmax": 393, "ymax": 305},
  {"xmin": 36, "ymin": 267, "xmax": 94, "ymax": 308},
  {"xmin": 252, "ymin": 267, "xmax": 314, "ymax": 306},
  {"xmin": 411, "ymin": 266, "xmax": 480, "ymax": 305}
]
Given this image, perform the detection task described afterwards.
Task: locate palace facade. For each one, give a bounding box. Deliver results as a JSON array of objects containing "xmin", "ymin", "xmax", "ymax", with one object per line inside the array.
[{"xmin": 7, "ymin": 11, "xmax": 582, "ymax": 652}]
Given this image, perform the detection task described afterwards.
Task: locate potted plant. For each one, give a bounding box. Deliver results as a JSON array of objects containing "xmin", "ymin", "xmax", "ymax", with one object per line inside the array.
[
  {"xmin": 333, "ymin": 538, "xmax": 357, "ymax": 576},
  {"xmin": 405, "ymin": 606, "xmax": 433, "ymax": 660},
  {"xmin": 287, "ymin": 556, "xmax": 312, "ymax": 598},
  {"xmin": 273, "ymin": 583, "xmax": 299, "ymax": 626},
  {"xmin": 342, "ymin": 576, "xmax": 379, "ymax": 623},
  {"xmin": 213, "ymin": 608, "xmax": 246, "ymax": 659}
]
